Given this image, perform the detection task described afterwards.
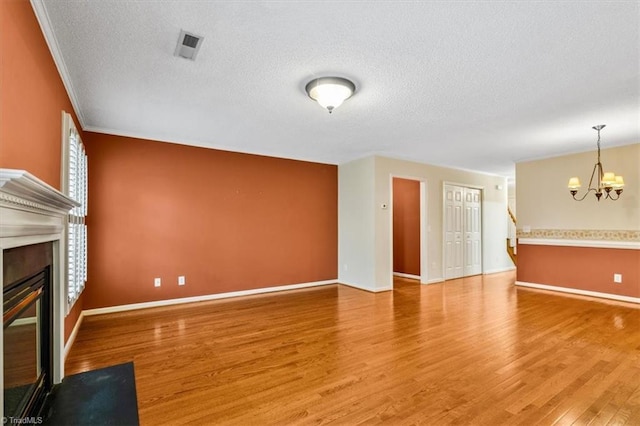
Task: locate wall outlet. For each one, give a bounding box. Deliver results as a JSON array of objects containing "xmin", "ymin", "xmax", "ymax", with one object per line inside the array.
[
  {"xmin": 154, "ymin": 278, "xmax": 161, "ymax": 287},
  {"xmin": 613, "ymin": 274, "xmax": 622, "ymax": 283},
  {"xmin": 178, "ymin": 275, "xmax": 186, "ymax": 286}
]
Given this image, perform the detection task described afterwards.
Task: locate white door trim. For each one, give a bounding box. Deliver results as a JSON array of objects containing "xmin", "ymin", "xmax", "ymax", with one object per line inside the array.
[{"xmin": 389, "ymin": 175, "xmax": 429, "ymax": 287}]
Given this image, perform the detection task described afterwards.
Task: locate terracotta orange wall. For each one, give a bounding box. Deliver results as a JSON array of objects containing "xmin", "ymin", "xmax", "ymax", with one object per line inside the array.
[
  {"xmin": 392, "ymin": 178, "xmax": 420, "ymax": 276},
  {"xmin": 517, "ymin": 244, "xmax": 640, "ymax": 298},
  {"xmin": 82, "ymin": 133, "xmax": 337, "ymax": 309},
  {"xmin": 2, "ymin": 0, "xmax": 86, "ymax": 344},
  {"xmin": 1, "ymin": 0, "xmax": 84, "ymax": 189}
]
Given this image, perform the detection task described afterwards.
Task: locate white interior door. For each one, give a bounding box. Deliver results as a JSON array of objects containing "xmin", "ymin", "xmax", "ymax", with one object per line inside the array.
[
  {"xmin": 445, "ymin": 185, "xmax": 482, "ymax": 279},
  {"xmin": 444, "ymin": 185, "xmax": 464, "ymax": 279},
  {"xmin": 463, "ymin": 188, "xmax": 482, "ymax": 276}
]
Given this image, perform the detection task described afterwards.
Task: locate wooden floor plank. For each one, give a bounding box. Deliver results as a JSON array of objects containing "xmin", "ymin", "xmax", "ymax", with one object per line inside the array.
[{"xmin": 64, "ymin": 272, "xmax": 640, "ymax": 425}]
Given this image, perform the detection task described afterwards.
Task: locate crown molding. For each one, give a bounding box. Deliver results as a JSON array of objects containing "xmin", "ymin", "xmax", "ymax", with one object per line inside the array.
[{"xmin": 30, "ymin": 0, "xmax": 86, "ymax": 129}]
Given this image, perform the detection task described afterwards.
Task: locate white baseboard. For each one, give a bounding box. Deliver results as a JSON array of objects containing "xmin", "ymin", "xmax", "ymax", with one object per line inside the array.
[
  {"xmin": 484, "ymin": 266, "xmax": 517, "ymax": 274},
  {"xmin": 515, "ymin": 281, "xmax": 640, "ymax": 305},
  {"xmin": 83, "ymin": 279, "xmax": 338, "ymax": 316},
  {"xmin": 64, "ymin": 311, "xmax": 84, "ymax": 360},
  {"xmin": 338, "ymin": 281, "xmax": 377, "ymax": 292},
  {"xmin": 338, "ymin": 281, "xmax": 393, "ymax": 293},
  {"xmin": 426, "ymin": 278, "xmax": 445, "ymax": 284},
  {"xmin": 393, "ymin": 272, "xmax": 421, "ymax": 280}
]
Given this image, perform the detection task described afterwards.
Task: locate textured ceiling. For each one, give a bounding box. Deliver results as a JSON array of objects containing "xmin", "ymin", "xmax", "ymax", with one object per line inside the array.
[{"xmin": 33, "ymin": 1, "xmax": 639, "ymax": 178}]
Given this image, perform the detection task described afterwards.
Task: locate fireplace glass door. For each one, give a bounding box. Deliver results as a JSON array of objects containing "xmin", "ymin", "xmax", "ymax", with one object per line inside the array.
[
  {"xmin": 4, "ymin": 298, "xmax": 41, "ymax": 415},
  {"xmin": 3, "ymin": 243, "xmax": 53, "ymax": 418}
]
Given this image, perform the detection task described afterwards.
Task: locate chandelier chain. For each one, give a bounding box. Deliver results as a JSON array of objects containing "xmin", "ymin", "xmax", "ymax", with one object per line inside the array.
[{"xmin": 596, "ymin": 127, "xmax": 601, "ymax": 165}]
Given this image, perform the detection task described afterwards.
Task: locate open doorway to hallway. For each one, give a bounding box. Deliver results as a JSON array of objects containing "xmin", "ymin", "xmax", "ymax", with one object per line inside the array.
[{"xmin": 392, "ymin": 177, "xmax": 421, "ymax": 284}]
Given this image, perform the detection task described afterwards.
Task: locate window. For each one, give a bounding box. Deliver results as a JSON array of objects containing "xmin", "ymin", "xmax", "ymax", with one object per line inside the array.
[{"xmin": 62, "ymin": 112, "xmax": 88, "ymax": 310}]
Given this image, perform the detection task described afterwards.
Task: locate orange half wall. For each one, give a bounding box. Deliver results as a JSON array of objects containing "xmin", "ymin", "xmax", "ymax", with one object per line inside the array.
[{"xmin": 517, "ymin": 244, "xmax": 640, "ymax": 298}]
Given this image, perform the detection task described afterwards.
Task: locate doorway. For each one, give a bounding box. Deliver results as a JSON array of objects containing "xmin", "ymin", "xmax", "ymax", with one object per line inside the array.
[
  {"xmin": 390, "ymin": 176, "xmax": 428, "ymax": 286},
  {"xmin": 393, "ymin": 178, "xmax": 421, "ymax": 280},
  {"xmin": 444, "ymin": 184, "xmax": 482, "ymax": 279}
]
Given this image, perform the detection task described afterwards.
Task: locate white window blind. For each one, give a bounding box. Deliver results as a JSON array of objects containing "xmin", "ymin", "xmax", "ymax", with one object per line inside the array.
[{"xmin": 62, "ymin": 112, "xmax": 88, "ymax": 309}]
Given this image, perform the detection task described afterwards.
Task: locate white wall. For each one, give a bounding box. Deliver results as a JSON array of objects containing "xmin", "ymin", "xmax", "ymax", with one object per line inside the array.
[
  {"xmin": 483, "ymin": 198, "xmax": 512, "ymax": 271},
  {"xmin": 374, "ymin": 156, "xmax": 512, "ymax": 289},
  {"xmin": 339, "ymin": 155, "xmax": 513, "ymax": 291},
  {"xmin": 508, "ymin": 180, "xmax": 516, "ymax": 215},
  {"xmin": 338, "ymin": 156, "xmax": 376, "ymax": 290},
  {"xmin": 517, "ymin": 143, "xmax": 640, "ymax": 231}
]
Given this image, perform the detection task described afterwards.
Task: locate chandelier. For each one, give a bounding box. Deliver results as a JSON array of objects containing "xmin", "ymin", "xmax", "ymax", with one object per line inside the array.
[{"xmin": 568, "ymin": 125, "xmax": 624, "ymax": 201}]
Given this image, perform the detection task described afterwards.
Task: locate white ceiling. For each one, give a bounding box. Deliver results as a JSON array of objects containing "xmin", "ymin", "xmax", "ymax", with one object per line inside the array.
[{"xmin": 34, "ymin": 1, "xmax": 639, "ymax": 178}]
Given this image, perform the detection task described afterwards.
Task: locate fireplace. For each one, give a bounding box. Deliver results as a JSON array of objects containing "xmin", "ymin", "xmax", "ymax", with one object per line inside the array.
[
  {"xmin": 3, "ymin": 242, "xmax": 53, "ymax": 417},
  {"xmin": 1, "ymin": 170, "xmax": 77, "ymax": 418}
]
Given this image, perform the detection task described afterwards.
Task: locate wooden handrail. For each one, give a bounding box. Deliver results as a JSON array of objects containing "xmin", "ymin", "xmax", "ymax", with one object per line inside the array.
[
  {"xmin": 506, "ymin": 238, "xmax": 517, "ymax": 265},
  {"xmin": 507, "ymin": 207, "xmax": 516, "ymax": 225}
]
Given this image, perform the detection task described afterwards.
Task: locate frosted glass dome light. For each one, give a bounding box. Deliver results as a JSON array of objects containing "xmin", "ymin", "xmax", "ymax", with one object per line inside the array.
[{"xmin": 305, "ymin": 77, "xmax": 356, "ymax": 113}]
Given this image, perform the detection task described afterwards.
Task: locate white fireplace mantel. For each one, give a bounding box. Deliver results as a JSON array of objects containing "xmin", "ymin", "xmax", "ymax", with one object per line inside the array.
[
  {"xmin": 0, "ymin": 168, "xmax": 78, "ymax": 417},
  {"xmin": 0, "ymin": 169, "xmax": 78, "ymax": 243}
]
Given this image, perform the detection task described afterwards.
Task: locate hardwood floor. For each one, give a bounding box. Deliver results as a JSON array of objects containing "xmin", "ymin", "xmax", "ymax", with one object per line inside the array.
[{"xmin": 65, "ymin": 272, "xmax": 640, "ymax": 425}]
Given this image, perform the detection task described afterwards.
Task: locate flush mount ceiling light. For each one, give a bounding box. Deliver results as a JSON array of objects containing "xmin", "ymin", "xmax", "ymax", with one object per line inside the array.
[
  {"xmin": 305, "ymin": 77, "xmax": 355, "ymax": 113},
  {"xmin": 567, "ymin": 125, "xmax": 624, "ymax": 201}
]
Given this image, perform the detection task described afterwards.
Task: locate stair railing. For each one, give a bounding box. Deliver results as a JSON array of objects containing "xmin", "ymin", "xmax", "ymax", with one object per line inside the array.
[
  {"xmin": 507, "ymin": 207, "xmax": 517, "ymax": 265},
  {"xmin": 507, "ymin": 207, "xmax": 516, "ymax": 225}
]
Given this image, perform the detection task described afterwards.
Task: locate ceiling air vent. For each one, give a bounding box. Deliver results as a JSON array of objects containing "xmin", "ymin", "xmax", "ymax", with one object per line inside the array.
[{"xmin": 174, "ymin": 30, "xmax": 204, "ymax": 61}]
